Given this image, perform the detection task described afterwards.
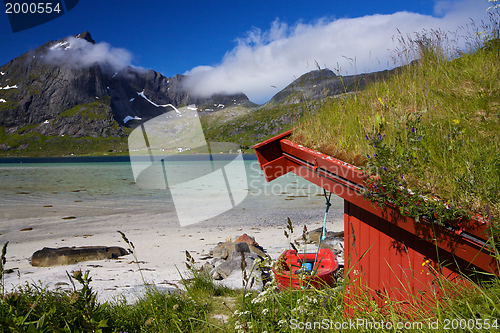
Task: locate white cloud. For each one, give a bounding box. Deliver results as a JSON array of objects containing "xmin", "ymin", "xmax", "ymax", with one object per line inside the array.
[
  {"xmin": 182, "ymin": 0, "xmax": 489, "ymax": 104},
  {"xmin": 44, "ymin": 37, "xmax": 136, "ymax": 74}
]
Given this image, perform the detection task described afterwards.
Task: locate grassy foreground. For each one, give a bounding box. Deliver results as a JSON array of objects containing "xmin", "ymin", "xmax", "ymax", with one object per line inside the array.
[
  {"xmin": 2, "ymin": 226, "xmax": 500, "ymax": 333},
  {"xmin": 292, "ymin": 18, "xmax": 500, "ymax": 237}
]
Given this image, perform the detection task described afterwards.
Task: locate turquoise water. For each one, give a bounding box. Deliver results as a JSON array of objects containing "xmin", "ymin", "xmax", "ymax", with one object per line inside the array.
[{"xmin": 0, "ymin": 158, "xmax": 344, "ymax": 227}]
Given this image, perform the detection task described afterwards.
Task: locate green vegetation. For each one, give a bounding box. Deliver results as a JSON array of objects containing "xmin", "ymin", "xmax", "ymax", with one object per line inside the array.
[
  {"xmin": 292, "ymin": 21, "xmax": 500, "ymax": 235},
  {"xmin": 1, "ymin": 225, "xmax": 500, "ymax": 332},
  {"xmin": 0, "ymin": 128, "xmax": 130, "ymax": 157},
  {"xmin": 57, "ymin": 98, "xmax": 112, "ymax": 121},
  {"xmin": 0, "ymin": 101, "xmax": 19, "ymax": 112},
  {"xmin": 201, "ymin": 102, "xmax": 321, "ymax": 153}
]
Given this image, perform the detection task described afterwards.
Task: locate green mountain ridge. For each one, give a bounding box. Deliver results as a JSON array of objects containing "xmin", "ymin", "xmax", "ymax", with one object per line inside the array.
[{"xmin": 0, "ymin": 32, "xmax": 395, "ymax": 157}]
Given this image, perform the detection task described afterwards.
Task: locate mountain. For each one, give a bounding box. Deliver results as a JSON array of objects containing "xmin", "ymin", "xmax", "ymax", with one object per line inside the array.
[
  {"xmin": 0, "ymin": 31, "xmax": 253, "ymax": 144},
  {"xmin": 0, "ymin": 31, "xmax": 394, "ymax": 156},
  {"xmin": 201, "ymin": 67, "xmax": 397, "ymax": 148},
  {"xmin": 265, "ymin": 68, "xmax": 394, "ymax": 106}
]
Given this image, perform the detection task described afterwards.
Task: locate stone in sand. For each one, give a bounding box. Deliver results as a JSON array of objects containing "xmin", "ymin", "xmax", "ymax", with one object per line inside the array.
[
  {"xmin": 210, "ymin": 252, "xmax": 259, "ymax": 280},
  {"xmin": 234, "ymin": 233, "xmax": 259, "ymax": 247},
  {"xmin": 319, "ymin": 238, "xmax": 344, "ymax": 256},
  {"xmin": 211, "ymin": 242, "xmax": 250, "ymax": 260},
  {"xmin": 31, "ymin": 246, "xmax": 128, "ymax": 267},
  {"xmin": 248, "ymin": 245, "xmax": 267, "ymax": 258},
  {"xmin": 220, "ymin": 268, "xmax": 263, "ymax": 291},
  {"xmin": 306, "ymin": 227, "xmax": 344, "ymax": 243}
]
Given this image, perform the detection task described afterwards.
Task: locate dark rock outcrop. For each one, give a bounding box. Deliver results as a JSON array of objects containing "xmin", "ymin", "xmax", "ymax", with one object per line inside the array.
[
  {"xmin": 0, "ymin": 31, "xmax": 252, "ymax": 141},
  {"xmin": 203, "ymin": 234, "xmax": 269, "ymax": 290},
  {"xmin": 31, "ymin": 246, "xmax": 128, "ymax": 267}
]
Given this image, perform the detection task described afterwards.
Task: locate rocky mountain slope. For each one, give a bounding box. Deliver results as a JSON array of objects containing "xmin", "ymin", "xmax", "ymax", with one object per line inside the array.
[
  {"xmin": 0, "ymin": 31, "xmax": 395, "ymax": 156},
  {"xmin": 201, "ymin": 67, "xmax": 396, "ymax": 148},
  {"xmin": 0, "ymin": 31, "xmax": 253, "ymax": 144},
  {"xmin": 265, "ymin": 68, "xmax": 394, "ymax": 106}
]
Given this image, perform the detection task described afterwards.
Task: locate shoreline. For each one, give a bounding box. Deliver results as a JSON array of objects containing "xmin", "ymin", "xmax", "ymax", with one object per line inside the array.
[
  {"xmin": 0, "ymin": 153, "xmax": 258, "ymax": 164},
  {"xmin": 0, "ymin": 155, "xmax": 345, "ymax": 302},
  {"xmin": 1, "ymin": 209, "xmax": 344, "ymax": 303}
]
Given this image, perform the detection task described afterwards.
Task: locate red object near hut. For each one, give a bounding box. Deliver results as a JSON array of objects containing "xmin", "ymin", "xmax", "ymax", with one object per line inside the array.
[
  {"xmin": 273, "ymin": 248, "xmax": 339, "ymax": 290},
  {"xmin": 254, "ymin": 130, "xmax": 498, "ymax": 314}
]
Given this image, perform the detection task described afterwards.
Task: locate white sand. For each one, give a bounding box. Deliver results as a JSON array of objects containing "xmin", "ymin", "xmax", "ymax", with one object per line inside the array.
[
  {"xmin": 1, "ymin": 208, "xmax": 344, "ymax": 303},
  {"xmin": 0, "ymin": 160, "xmax": 345, "ymax": 302}
]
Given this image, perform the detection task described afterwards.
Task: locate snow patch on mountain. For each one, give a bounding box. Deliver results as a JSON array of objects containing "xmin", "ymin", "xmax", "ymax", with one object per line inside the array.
[
  {"xmin": 50, "ymin": 41, "xmax": 72, "ymax": 50},
  {"xmin": 0, "ymin": 85, "xmax": 18, "ymax": 90},
  {"xmin": 123, "ymin": 116, "xmax": 142, "ymax": 123}
]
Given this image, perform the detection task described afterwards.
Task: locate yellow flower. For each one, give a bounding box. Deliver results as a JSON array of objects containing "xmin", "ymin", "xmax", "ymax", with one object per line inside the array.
[{"xmin": 452, "ymin": 119, "xmax": 460, "ymax": 125}]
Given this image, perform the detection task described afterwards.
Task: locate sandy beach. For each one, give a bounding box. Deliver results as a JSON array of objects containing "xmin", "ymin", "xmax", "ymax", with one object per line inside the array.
[{"xmin": 0, "ymin": 159, "xmax": 344, "ymax": 303}]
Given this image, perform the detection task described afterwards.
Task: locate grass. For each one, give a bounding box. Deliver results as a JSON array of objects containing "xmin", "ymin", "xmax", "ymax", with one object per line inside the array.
[
  {"xmin": 0, "ymin": 96, "xmax": 132, "ymax": 157},
  {"xmin": 200, "ymin": 101, "xmax": 321, "ymax": 153},
  {"xmin": 1, "ymin": 225, "xmax": 500, "ymax": 332},
  {"xmin": 291, "ymin": 19, "xmax": 500, "ymax": 237},
  {"xmin": 2, "ymin": 11, "xmax": 500, "ymax": 333},
  {"xmin": 57, "ymin": 98, "xmax": 112, "ymax": 120},
  {"xmin": 0, "ymin": 126, "xmax": 131, "ymax": 157}
]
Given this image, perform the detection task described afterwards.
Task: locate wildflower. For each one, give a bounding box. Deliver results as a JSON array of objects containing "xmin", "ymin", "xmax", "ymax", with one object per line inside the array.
[
  {"xmin": 262, "ymin": 308, "xmax": 269, "ymax": 315},
  {"xmin": 365, "ymin": 134, "xmax": 369, "ymax": 141},
  {"xmin": 367, "ymin": 154, "xmax": 371, "ymax": 159},
  {"xmin": 381, "ymin": 167, "xmax": 387, "ymax": 171},
  {"xmin": 278, "ymin": 319, "xmax": 287, "ymax": 327},
  {"xmin": 411, "ymin": 127, "xmax": 415, "ymax": 133},
  {"xmin": 452, "ymin": 119, "xmax": 460, "ymax": 125}
]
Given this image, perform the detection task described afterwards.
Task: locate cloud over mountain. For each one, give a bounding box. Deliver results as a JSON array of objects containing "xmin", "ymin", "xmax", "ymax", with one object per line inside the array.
[
  {"xmin": 182, "ymin": 0, "xmax": 489, "ymax": 104},
  {"xmin": 43, "ymin": 37, "xmax": 136, "ymax": 74}
]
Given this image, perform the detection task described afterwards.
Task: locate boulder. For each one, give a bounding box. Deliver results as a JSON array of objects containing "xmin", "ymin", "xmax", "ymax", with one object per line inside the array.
[
  {"xmin": 201, "ymin": 262, "xmax": 215, "ymax": 273},
  {"xmin": 210, "ymin": 252, "xmax": 258, "ymax": 280},
  {"xmin": 319, "ymin": 237, "xmax": 344, "ymax": 256},
  {"xmin": 248, "ymin": 244, "xmax": 267, "ymax": 258},
  {"xmin": 31, "ymin": 246, "xmax": 128, "ymax": 267},
  {"xmin": 211, "ymin": 242, "xmax": 250, "ymax": 260},
  {"xmin": 234, "ymin": 233, "xmax": 259, "ymax": 247},
  {"xmin": 306, "ymin": 228, "xmax": 344, "ymax": 244},
  {"xmin": 205, "ymin": 234, "xmax": 269, "ymax": 290},
  {"xmin": 220, "ymin": 268, "xmax": 263, "ymax": 291}
]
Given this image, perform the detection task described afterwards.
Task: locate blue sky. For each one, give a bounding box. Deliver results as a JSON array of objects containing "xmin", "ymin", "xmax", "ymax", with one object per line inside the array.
[{"xmin": 0, "ymin": 0, "xmax": 492, "ymax": 103}]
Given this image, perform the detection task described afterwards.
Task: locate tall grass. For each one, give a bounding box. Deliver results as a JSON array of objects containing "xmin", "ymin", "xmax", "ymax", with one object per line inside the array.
[
  {"xmin": 1, "ymin": 227, "xmax": 500, "ymax": 332},
  {"xmin": 292, "ymin": 18, "xmax": 500, "ymax": 235}
]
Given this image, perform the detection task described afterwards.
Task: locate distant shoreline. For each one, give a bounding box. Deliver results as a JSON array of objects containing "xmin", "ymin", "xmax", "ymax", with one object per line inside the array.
[{"xmin": 0, "ymin": 154, "xmax": 258, "ymax": 164}]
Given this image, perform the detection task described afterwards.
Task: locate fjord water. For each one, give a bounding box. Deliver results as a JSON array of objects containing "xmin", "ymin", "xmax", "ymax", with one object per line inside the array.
[{"xmin": 0, "ymin": 156, "xmax": 343, "ymax": 228}]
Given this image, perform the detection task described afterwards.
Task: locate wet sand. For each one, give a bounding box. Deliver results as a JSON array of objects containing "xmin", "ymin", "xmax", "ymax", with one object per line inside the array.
[{"xmin": 0, "ymin": 160, "xmax": 344, "ymax": 302}]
